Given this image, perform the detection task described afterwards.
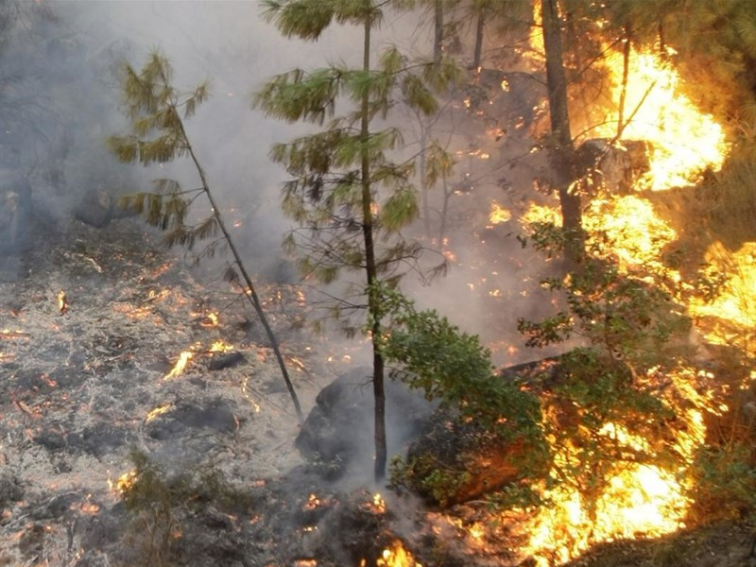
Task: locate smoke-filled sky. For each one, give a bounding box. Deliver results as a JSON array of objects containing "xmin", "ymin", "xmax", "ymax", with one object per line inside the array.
[{"xmin": 2, "ymin": 0, "xmax": 550, "ymax": 366}]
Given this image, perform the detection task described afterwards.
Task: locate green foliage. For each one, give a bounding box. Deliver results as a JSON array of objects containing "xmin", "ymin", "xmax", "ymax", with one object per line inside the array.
[
  {"xmin": 107, "ymin": 52, "xmax": 219, "ymax": 253},
  {"xmin": 254, "ymin": 0, "xmax": 460, "ymax": 315},
  {"xmin": 118, "ymin": 450, "xmax": 251, "ymax": 567},
  {"xmin": 689, "ymin": 443, "xmax": 756, "ymax": 522},
  {"xmin": 374, "ymin": 283, "xmax": 542, "ymax": 433},
  {"xmin": 374, "ymin": 283, "xmax": 548, "ymax": 502},
  {"xmin": 260, "ymin": 0, "xmax": 382, "ymax": 42},
  {"xmin": 520, "ymin": 222, "xmax": 692, "ymax": 369},
  {"xmin": 391, "ymin": 454, "xmax": 473, "ymax": 508}
]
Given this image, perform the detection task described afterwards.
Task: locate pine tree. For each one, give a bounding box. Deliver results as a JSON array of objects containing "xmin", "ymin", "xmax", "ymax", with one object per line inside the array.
[
  {"xmin": 107, "ymin": 52, "xmax": 303, "ymax": 422},
  {"xmin": 254, "ymin": 0, "xmax": 460, "ymax": 481}
]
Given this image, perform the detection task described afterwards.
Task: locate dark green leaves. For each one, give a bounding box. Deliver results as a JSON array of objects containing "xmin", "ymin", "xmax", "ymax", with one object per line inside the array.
[{"xmin": 253, "ymin": 68, "xmax": 344, "ymax": 124}]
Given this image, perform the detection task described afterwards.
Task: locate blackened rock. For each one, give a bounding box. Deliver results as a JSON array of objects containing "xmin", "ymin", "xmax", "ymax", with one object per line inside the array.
[
  {"xmin": 208, "ymin": 351, "xmax": 246, "ymax": 371},
  {"xmin": 34, "ymin": 430, "xmax": 67, "ymax": 451},
  {"xmin": 0, "ymin": 474, "xmax": 24, "ymax": 509},
  {"xmin": 146, "ymin": 398, "xmax": 238, "ymax": 440},
  {"xmin": 295, "ymin": 367, "xmax": 435, "ymax": 480},
  {"xmin": 71, "ymin": 423, "xmax": 128, "ymax": 457},
  {"xmin": 0, "ymin": 170, "xmax": 32, "ymax": 258},
  {"xmin": 74, "ymin": 188, "xmax": 113, "ymax": 228}
]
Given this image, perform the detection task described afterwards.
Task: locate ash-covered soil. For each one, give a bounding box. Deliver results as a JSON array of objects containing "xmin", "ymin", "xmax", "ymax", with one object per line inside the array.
[
  {"xmin": 1, "ymin": 217, "xmax": 753, "ymax": 567},
  {"xmin": 0, "ymin": 217, "xmax": 334, "ymax": 566}
]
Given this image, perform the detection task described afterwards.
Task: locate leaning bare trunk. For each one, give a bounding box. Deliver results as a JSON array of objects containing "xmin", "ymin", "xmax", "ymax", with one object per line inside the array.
[
  {"xmin": 178, "ymin": 119, "xmax": 304, "ymax": 423},
  {"xmin": 617, "ymin": 20, "xmax": 632, "ymax": 138}
]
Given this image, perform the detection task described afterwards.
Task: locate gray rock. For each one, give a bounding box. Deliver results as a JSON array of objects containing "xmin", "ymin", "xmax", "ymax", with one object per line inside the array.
[{"xmin": 295, "ymin": 367, "xmax": 435, "ymax": 480}]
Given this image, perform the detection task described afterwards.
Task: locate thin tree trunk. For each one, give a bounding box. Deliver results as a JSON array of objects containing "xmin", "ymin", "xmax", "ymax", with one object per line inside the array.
[
  {"xmin": 434, "ymin": 0, "xmax": 443, "ymax": 68},
  {"xmin": 541, "ymin": 0, "xmax": 583, "ymax": 261},
  {"xmin": 177, "ymin": 117, "xmax": 304, "ymax": 423},
  {"xmin": 473, "ymin": 4, "xmax": 485, "ymax": 69},
  {"xmin": 359, "ymin": 6, "xmax": 387, "ymax": 483},
  {"xmin": 419, "ymin": 119, "xmax": 430, "ymax": 237},
  {"xmin": 617, "ymin": 21, "xmax": 632, "ymax": 138}
]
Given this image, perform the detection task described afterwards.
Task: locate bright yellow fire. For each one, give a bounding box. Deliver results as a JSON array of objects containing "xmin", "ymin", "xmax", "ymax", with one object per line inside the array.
[
  {"xmin": 488, "ymin": 201, "xmax": 512, "ymax": 225},
  {"xmin": 583, "ymin": 194, "xmax": 678, "ymax": 272},
  {"xmin": 688, "ymin": 241, "xmax": 756, "ymax": 355},
  {"xmin": 145, "ymin": 403, "xmax": 173, "ymax": 423},
  {"xmin": 210, "ymin": 340, "xmax": 234, "ymax": 353},
  {"xmin": 108, "ymin": 470, "xmax": 137, "ymax": 497},
  {"xmin": 524, "ymin": 375, "xmax": 708, "ymax": 567},
  {"xmin": 376, "ymin": 541, "xmax": 422, "ymax": 567},
  {"xmin": 163, "ymin": 350, "xmax": 193, "ymax": 380},
  {"xmin": 591, "ymin": 47, "xmax": 727, "ymax": 191}
]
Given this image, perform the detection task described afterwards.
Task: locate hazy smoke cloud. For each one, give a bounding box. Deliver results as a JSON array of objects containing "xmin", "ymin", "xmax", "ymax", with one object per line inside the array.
[{"xmin": 2, "ymin": 0, "xmax": 551, "ymax": 366}]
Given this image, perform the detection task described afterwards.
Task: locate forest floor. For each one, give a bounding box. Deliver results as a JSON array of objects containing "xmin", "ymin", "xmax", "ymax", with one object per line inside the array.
[{"xmin": 1, "ymin": 208, "xmax": 753, "ymax": 567}]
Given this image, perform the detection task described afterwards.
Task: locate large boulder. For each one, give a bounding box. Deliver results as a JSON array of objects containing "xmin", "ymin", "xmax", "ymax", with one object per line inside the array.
[
  {"xmin": 295, "ymin": 367, "xmax": 436, "ymax": 480},
  {"xmin": 577, "ymin": 138, "xmax": 652, "ymax": 194}
]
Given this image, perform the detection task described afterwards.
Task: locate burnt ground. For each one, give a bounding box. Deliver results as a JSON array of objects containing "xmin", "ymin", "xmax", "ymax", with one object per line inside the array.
[{"xmin": 1, "ymin": 216, "xmax": 754, "ymax": 566}]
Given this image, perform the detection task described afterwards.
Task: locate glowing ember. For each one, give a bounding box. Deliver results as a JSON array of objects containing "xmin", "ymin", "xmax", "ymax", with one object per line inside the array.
[
  {"xmin": 488, "ymin": 201, "xmax": 512, "ymax": 225},
  {"xmin": 304, "ymin": 493, "xmax": 322, "ymax": 511},
  {"xmin": 163, "ymin": 350, "xmax": 193, "ymax": 380},
  {"xmin": 210, "ymin": 340, "xmax": 234, "ymax": 353},
  {"xmin": 592, "ymin": 47, "xmax": 728, "ymax": 190},
  {"xmin": 201, "ymin": 312, "xmax": 220, "ymax": 327},
  {"xmin": 145, "ymin": 403, "xmax": 173, "ymax": 423},
  {"xmin": 376, "ymin": 540, "xmax": 421, "ymax": 567},
  {"xmin": 80, "ymin": 499, "xmax": 101, "ymax": 515},
  {"xmin": 58, "ymin": 290, "xmax": 68, "ymax": 314},
  {"xmin": 109, "ymin": 470, "xmax": 137, "ymax": 497}
]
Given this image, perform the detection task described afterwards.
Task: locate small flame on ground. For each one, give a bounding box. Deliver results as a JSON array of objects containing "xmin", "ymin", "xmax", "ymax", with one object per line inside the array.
[
  {"xmin": 488, "ymin": 201, "xmax": 512, "ymax": 226},
  {"xmin": 163, "ymin": 351, "xmax": 193, "ymax": 380},
  {"xmin": 201, "ymin": 312, "xmax": 220, "ymax": 327},
  {"xmin": 376, "ymin": 540, "xmax": 422, "ymax": 567},
  {"xmin": 210, "ymin": 340, "xmax": 234, "ymax": 353},
  {"xmin": 145, "ymin": 403, "xmax": 173, "ymax": 423},
  {"xmin": 108, "ymin": 470, "xmax": 137, "ymax": 497},
  {"xmin": 58, "ymin": 290, "xmax": 68, "ymax": 314}
]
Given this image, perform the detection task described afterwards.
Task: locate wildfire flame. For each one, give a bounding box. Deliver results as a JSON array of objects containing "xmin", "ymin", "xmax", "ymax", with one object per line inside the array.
[
  {"xmin": 376, "ymin": 540, "xmax": 421, "ymax": 567},
  {"xmin": 145, "ymin": 403, "xmax": 173, "ymax": 423},
  {"xmin": 58, "ymin": 290, "xmax": 68, "ymax": 314},
  {"xmin": 108, "ymin": 469, "xmax": 137, "ymax": 497},
  {"xmin": 591, "ymin": 47, "xmax": 727, "ymax": 191},
  {"xmin": 163, "ymin": 350, "xmax": 193, "ymax": 380},
  {"xmin": 488, "ymin": 201, "xmax": 512, "ymax": 226},
  {"xmin": 210, "ymin": 339, "xmax": 234, "ymax": 353}
]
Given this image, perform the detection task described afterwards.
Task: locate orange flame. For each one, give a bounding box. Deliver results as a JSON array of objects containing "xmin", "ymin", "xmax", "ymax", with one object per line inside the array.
[
  {"xmin": 145, "ymin": 403, "xmax": 173, "ymax": 423},
  {"xmin": 163, "ymin": 351, "xmax": 193, "ymax": 380},
  {"xmin": 58, "ymin": 290, "xmax": 68, "ymax": 314},
  {"xmin": 376, "ymin": 540, "xmax": 422, "ymax": 567},
  {"xmin": 488, "ymin": 201, "xmax": 512, "ymax": 226},
  {"xmin": 592, "ymin": 47, "xmax": 727, "ymax": 190}
]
